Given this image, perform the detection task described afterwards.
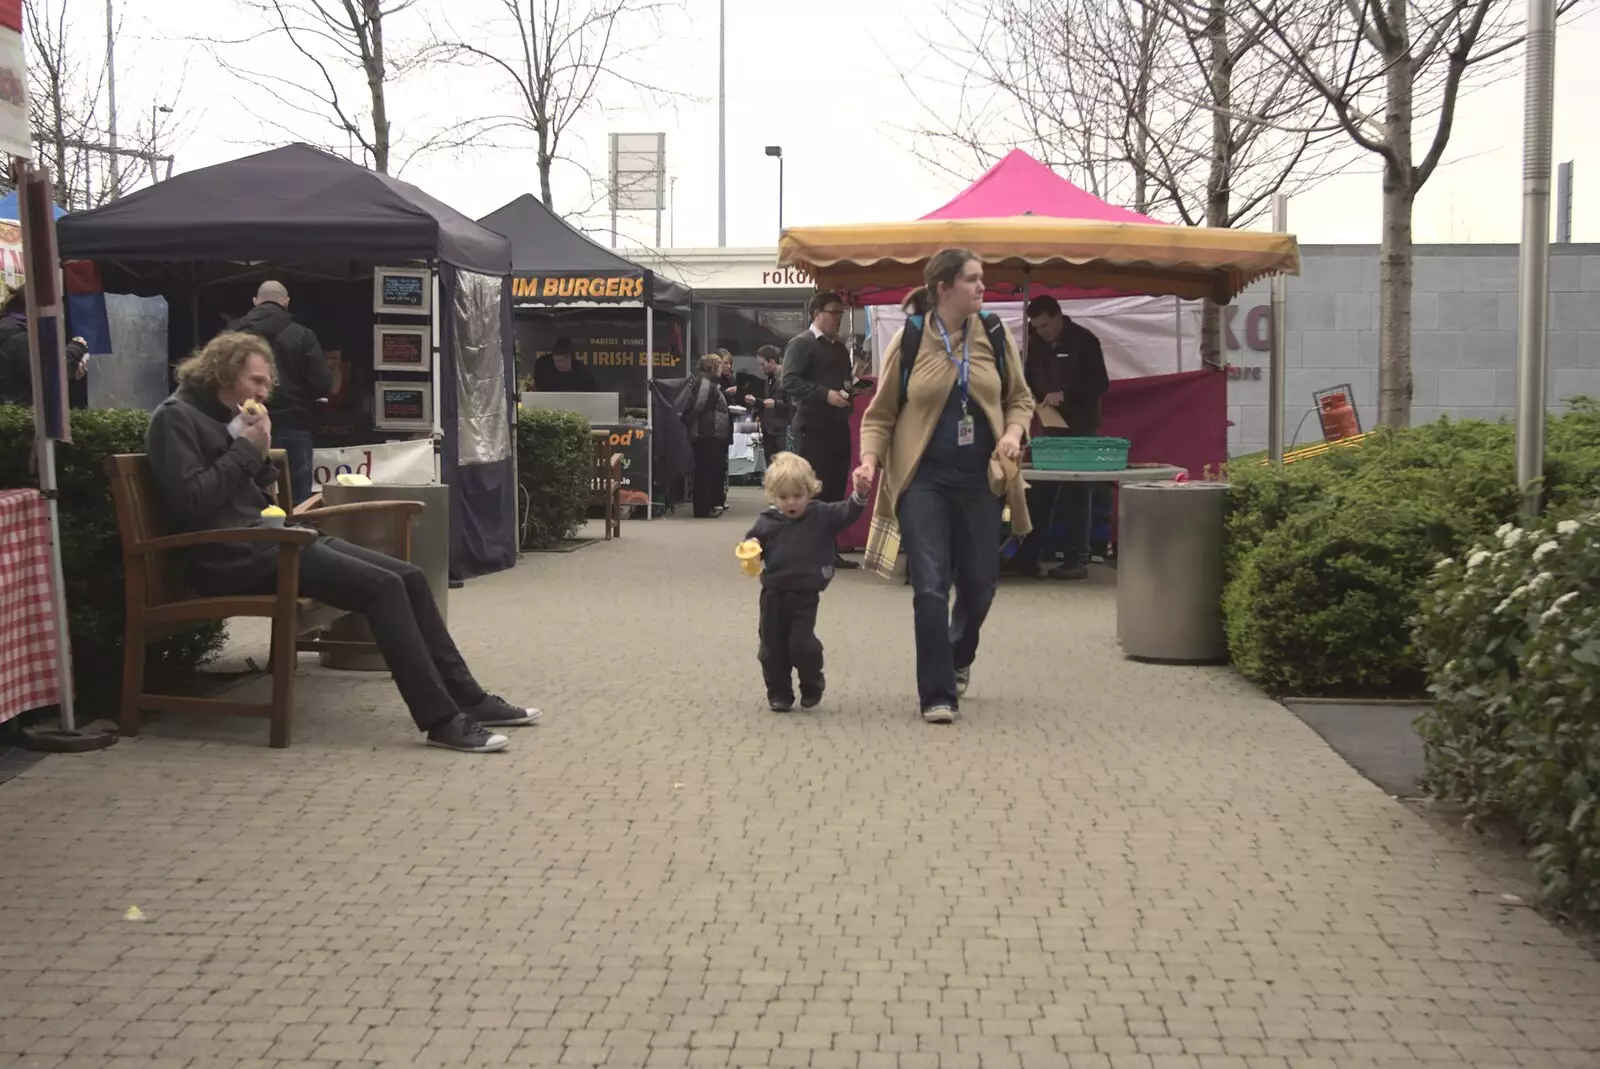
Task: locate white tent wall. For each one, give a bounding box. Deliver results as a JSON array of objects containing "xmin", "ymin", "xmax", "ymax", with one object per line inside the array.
[{"xmin": 867, "ymin": 296, "xmax": 1203, "ymax": 381}]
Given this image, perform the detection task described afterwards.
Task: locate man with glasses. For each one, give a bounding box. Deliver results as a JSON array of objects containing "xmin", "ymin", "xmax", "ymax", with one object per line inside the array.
[
  {"xmin": 1015, "ymin": 295, "xmax": 1109, "ymax": 581},
  {"xmin": 781, "ymin": 291, "xmax": 859, "ymax": 569}
]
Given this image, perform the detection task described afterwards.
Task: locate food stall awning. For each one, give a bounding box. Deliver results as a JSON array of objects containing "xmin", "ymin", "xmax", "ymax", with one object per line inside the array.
[{"xmin": 777, "ymin": 217, "xmax": 1300, "ymax": 304}]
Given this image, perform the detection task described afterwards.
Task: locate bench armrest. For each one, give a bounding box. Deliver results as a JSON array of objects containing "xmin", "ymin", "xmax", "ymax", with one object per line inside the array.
[
  {"xmin": 295, "ymin": 500, "xmax": 424, "ymax": 526},
  {"xmin": 132, "ymin": 527, "xmax": 319, "ymax": 555}
]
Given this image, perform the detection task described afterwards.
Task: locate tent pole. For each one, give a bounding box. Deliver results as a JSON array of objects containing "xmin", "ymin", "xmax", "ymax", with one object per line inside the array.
[
  {"xmin": 646, "ymin": 293, "xmax": 655, "ymax": 520},
  {"xmin": 1269, "ymin": 196, "xmax": 1288, "ymax": 466},
  {"xmin": 431, "ymin": 264, "xmax": 444, "ymax": 481},
  {"xmin": 1174, "ymin": 296, "xmax": 1182, "ymax": 373}
]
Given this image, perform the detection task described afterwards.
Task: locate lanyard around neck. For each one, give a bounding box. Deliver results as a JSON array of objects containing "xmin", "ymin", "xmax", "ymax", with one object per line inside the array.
[{"xmin": 933, "ymin": 314, "xmax": 971, "ymax": 410}]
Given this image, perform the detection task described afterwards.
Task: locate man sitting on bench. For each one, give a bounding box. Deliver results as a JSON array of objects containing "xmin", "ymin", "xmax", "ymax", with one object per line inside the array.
[{"xmin": 144, "ymin": 331, "xmax": 540, "ymax": 754}]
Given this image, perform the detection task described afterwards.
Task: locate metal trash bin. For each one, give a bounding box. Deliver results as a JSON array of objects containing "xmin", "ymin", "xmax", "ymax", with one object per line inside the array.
[
  {"xmin": 315, "ymin": 482, "xmax": 452, "ymax": 672},
  {"xmin": 1117, "ymin": 480, "xmax": 1229, "ymax": 663}
]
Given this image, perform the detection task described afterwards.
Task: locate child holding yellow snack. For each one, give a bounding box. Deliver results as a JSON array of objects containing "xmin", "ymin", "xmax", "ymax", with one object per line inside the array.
[{"xmin": 738, "ymin": 452, "xmax": 869, "ymax": 711}]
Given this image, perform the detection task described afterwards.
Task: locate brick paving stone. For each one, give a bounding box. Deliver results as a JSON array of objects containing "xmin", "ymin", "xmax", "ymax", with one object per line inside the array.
[{"xmin": 3, "ymin": 491, "xmax": 1600, "ymax": 1068}]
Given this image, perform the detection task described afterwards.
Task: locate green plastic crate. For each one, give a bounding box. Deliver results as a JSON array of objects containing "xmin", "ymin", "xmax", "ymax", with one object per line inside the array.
[{"xmin": 1030, "ymin": 436, "xmax": 1131, "ymax": 471}]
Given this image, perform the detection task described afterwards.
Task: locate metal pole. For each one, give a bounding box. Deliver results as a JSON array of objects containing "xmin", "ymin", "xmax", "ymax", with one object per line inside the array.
[
  {"xmin": 1516, "ymin": 0, "xmax": 1557, "ymax": 516},
  {"xmin": 669, "ymin": 176, "xmax": 678, "ymax": 246},
  {"xmin": 1268, "ymin": 194, "xmax": 1288, "ymax": 466},
  {"xmin": 1556, "ymin": 161, "xmax": 1573, "ymax": 243},
  {"xmin": 717, "ymin": 0, "xmax": 726, "ymax": 246},
  {"xmin": 106, "ymin": 0, "xmax": 120, "ymax": 198},
  {"xmin": 777, "ymin": 155, "xmax": 784, "ymax": 232},
  {"xmin": 645, "ymin": 302, "xmax": 655, "ymax": 518}
]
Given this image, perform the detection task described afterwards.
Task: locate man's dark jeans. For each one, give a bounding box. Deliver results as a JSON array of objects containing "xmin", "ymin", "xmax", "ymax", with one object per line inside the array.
[
  {"xmin": 898, "ymin": 481, "xmax": 1002, "ymax": 712},
  {"xmin": 272, "ymin": 426, "xmax": 315, "ymax": 506},
  {"xmin": 210, "ymin": 536, "xmax": 486, "ymax": 730},
  {"xmin": 1016, "ymin": 480, "xmax": 1092, "ymax": 569},
  {"xmin": 758, "ymin": 587, "xmax": 823, "ymax": 702}
]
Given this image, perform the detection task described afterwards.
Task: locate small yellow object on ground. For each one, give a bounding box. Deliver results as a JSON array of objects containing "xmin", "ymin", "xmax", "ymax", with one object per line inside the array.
[{"xmin": 124, "ymin": 906, "xmax": 145, "ymax": 921}]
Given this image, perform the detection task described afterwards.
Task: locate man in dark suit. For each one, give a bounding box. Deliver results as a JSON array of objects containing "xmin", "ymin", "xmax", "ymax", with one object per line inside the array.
[
  {"xmin": 781, "ymin": 291, "xmax": 858, "ymax": 568},
  {"xmin": 1015, "ymin": 295, "xmax": 1110, "ymax": 581},
  {"xmin": 747, "ymin": 344, "xmax": 793, "ymax": 464}
]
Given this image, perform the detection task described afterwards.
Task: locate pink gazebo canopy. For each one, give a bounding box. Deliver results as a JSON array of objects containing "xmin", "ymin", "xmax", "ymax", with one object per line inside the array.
[
  {"xmin": 849, "ymin": 150, "xmax": 1165, "ymax": 304},
  {"xmin": 921, "ymin": 149, "xmax": 1161, "ymax": 227}
]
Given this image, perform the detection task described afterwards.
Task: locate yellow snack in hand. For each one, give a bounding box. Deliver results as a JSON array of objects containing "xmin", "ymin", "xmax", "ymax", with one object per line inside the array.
[
  {"xmin": 735, "ymin": 538, "xmax": 762, "ymax": 577},
  {"xmin": 240, "ymin": 399, "xmax": 265, "ymax": 417}
]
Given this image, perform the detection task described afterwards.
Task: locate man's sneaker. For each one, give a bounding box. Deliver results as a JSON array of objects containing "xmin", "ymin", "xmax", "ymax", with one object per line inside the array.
[
  {"xmin": 921, "ymin": 705, "xmax": 956, "ymax": 725},
  {"xmin": 769, "ymin": 695, "xmax": 795, "ymax": 712},
  {"xmin": 1049, "ymin": 563, "xmax": 1089, "ymax": 581},
  {"xmin": 955, "ymin": 666, "xmax": 971, "ymax": 697},
  {"xmin": 464, "ymin": 694, "xmax": 542, "ymax": 727},
  {"xmin": 427, "ymin": 713, "xmax": 510, "ymax": 753}
]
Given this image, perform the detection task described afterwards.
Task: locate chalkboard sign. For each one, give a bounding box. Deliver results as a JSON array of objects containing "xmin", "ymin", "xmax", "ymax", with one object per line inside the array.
[
  {"xmin": 373, "ymin": 267, "xmax": 432, "ymax": 316},
  {"xmin": 373, "ymin": 380, "xmax": 433, "ymax": 431},
  {"xmin": 373, "ymin": 325, "xmax": 429, "ymax": 371}
]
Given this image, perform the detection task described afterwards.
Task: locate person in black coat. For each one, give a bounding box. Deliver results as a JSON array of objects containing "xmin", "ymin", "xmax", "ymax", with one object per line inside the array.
[
  {"xmin": 228, "ymin": 280, "xmax": 330, "ymax": 505},
  {"xmin": 0, "ymin": 287, "xmax": 90, "ymax": 409},
  {"xmin": 746, "ymin": 344, "xmax": 793, "ymax": 464},
  {"xmin": 685, "ymin": 354, "xmax": 731, "ymax": 518}
]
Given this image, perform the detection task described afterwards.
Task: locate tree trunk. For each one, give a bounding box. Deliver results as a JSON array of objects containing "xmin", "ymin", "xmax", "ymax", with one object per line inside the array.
[
  {"xmin": 1377, "ymin": 0, "xmax": 1415, "ymax": 429},
  {"xmin": 538, "ymin": 135, "xmax": 554, "ymax": 211},
  {"xmin": 1200, "ymin": 0, "xmax": 1231, "ymax": 368},
  {"xmin": 366, "ymin": 0, "xmax": 390, "ymax": 173}
]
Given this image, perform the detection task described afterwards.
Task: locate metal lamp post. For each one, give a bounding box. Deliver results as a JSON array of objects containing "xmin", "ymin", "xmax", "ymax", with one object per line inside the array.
[
  {"xmin": 1515, "ymin": 0, "xmax": 1557, "ymax": 516},
  {"xmin": 765, "ymin": 145, "xmax": 783, "ymax": 233}
]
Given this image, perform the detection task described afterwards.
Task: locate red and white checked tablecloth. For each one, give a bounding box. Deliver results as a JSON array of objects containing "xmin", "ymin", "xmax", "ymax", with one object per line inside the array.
[{"xmin": 0, "ymin": 489, "xmax": 62, "ymax": 724}]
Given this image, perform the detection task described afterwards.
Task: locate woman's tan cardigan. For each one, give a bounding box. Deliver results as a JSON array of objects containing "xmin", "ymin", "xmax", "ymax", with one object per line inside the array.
[{"xmin": 859, "ymin": 312, "xmax": 1036, "ymax": 528}]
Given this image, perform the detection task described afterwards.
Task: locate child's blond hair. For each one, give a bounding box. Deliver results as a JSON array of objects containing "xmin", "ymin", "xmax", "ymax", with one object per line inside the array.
[{"xmin": 763, "ymin": 451, "xmax": 822, "ymax": 501}]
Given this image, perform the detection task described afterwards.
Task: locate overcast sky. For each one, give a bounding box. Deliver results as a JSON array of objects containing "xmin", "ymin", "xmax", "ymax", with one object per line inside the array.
[{"xmin": 86, "ymin": 0, "xmax": 1600, "ymax": 252}]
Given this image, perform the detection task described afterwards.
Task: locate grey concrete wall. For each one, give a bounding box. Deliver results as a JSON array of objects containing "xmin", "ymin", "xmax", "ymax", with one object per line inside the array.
[{"xmin": 1223, "ymin": 244, "xmax": 1600, "ymax": 456}]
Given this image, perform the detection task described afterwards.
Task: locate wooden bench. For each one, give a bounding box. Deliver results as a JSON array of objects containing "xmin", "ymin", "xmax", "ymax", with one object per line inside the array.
[
  {"xmin": 591, "ymin": 432, "xmax": 624, "ymax": 540},
  {"xmin": 105, "ymin": 451, "xmax": 423, "ymax": 748}
]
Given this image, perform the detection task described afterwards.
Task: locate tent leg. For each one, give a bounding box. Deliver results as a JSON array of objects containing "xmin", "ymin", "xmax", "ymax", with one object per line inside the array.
[
  {"xmin": 38, "ymin": 437, "xmax": 75, "ymax": 732},
  {"xmin": 646, "ymin": 306, "xmax": 655, "ymax": 520}
]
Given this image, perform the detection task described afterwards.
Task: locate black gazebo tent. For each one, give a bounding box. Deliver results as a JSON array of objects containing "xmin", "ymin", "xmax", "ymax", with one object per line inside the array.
[
  {"xmin": 58, "ymin": 143, "xmax": 520, "ymax": 579},
  {"xmin": 478, "ymin": 194, "xmax": 690, "ymax": 313}
]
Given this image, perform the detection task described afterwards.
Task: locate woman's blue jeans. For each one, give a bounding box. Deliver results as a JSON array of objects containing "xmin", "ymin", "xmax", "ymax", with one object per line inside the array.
[{"xmin": 898, "ymin": 480, "xmax": 1003, "ymax": 712}]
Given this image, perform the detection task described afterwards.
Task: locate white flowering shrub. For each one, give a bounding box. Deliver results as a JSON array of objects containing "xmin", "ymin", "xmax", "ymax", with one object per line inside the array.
[{"xmin": 1415, "ymin": 511, "xmax": 1600, "ymax": 914}]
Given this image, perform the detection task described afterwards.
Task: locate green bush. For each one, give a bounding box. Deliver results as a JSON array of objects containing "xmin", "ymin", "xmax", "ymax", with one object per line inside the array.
[
  {"xmin": 0, "ymin": 406, "xmax": 227, "ymax": 715},
  {"xmin": 516, "ymin": 407, "xmax": 593, "ymax": 548},
  {"xmin": 1224, "ymin": 499, "xmax": 1459, "ymax": 697},
  {"xmin": 1222, "ymin": 409, "xmax": 1600, "ymax": 696},
  {"xmin": 1415, "ymin": 511, "xmax": 1600, "ymax": 915}
]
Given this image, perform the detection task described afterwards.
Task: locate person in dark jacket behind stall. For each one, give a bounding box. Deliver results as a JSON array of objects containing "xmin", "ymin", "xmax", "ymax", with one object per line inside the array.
[
  {"xmin": 144, "ymin": 330, "xmax": 542, "ymax": 753},
  {"xmin": 685, "ymin": 354, "xmax": 731, "ymax": 518},
  {"xmin": 0, "ymin": 286, "xmax": 90, "ymax": 409},
  {"xmin": 781, "ymin": 290, "xmax": 859, "ymax": 569},
  {"xmin": 228, "ymin": 280, "xmax": 330, "ymax": 505},
  {"xmin": 1013, "ymin": 294, "xmax": 1110, "ymax": 581},
  {"xmin": 739, "ymin": 452, "xmax": 869, "ymax": 712},
  {"xmin": 746, "ymin": 344, "xmax": 792, "ymax": 463},
  {"xmin": 532, "ymin": 337, "xmax": 600, "ymax": 393}
]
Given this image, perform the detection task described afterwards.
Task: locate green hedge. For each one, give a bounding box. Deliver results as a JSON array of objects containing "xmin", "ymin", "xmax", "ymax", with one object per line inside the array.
[
  {"xmin": 0, "ymin": 406, "xmax": 227, "ymax": 715},
  {"xmin": 1415, "ymin": 511, "xmax": 1600, "ymax": 915},
  {"xmin": 1223, "ymin": 404, "xmax": 1600, "ymax": 697},
  {"xmin": 516, "ymin": 407, "xmax": 593, "ymax": 549}
]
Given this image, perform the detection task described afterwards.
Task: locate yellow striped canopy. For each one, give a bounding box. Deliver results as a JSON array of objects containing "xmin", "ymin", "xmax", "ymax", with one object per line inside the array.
[{"xmin": 776, "ymin": 217, "xmax": 1300, "ymax": 303}]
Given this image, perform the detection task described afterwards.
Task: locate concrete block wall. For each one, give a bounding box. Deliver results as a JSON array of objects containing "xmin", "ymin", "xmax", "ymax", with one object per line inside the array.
[{"xmin": 1223, "ymin": 244, "xmax": 1600, "ymax": 456}]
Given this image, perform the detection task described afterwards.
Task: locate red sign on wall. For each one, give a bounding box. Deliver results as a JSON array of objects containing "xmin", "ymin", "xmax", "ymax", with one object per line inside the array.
[{"xmin": 0, "ymin": 2, "xmax": 21, "ymax": 36}]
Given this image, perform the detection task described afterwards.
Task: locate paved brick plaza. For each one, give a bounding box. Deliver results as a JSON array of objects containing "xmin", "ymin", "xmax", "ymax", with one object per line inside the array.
[{"xmin": 4, "ymin": 488, "xmax": 1600, "ymax": 1068}]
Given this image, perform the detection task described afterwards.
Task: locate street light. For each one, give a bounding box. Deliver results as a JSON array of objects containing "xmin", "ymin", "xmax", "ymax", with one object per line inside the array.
[{"xmin": 765, "ymin": 145, "xmax": 783, "ymax": 234}]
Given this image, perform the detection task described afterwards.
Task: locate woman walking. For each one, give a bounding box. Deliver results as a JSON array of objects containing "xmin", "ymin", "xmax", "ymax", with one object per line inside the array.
[
  {"xmin": 686, "ymin": 354, "xmax": 732, "ymax": 517},
  {"xmin": 855, "ymin": 249, "xmax": 1034, "ymax": 723}
]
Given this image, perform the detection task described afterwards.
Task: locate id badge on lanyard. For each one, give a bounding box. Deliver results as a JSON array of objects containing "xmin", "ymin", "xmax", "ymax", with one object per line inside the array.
[{"xmin": 936, "ymin": 316, "xmax": 976, "ymax": 447}]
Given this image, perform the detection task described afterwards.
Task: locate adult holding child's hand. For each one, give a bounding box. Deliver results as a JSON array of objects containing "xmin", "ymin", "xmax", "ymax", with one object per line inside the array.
[{"xmin": 856, "ymin": 247, "xmax": 1035, "ymax": 725}]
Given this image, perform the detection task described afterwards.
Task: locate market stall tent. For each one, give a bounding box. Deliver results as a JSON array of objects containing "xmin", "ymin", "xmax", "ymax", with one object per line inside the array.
[{"xmin": 57, "ymin": 144, "xmax": 520, "ymax": 579}]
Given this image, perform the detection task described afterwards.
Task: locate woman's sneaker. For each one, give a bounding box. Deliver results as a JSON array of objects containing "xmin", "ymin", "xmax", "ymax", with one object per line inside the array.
[
  {"xmin": 428, "ymin": 713, "xmax": 510, "ymax": 753},
  {"xmin": 921, "ymin": 705, "xmax": 956, "ymax": 725}
]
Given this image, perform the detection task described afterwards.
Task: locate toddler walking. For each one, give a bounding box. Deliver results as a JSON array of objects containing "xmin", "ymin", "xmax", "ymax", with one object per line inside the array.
[{"xmin": 737, "ymin": 452, "xmax": 870, "ymax": 711}]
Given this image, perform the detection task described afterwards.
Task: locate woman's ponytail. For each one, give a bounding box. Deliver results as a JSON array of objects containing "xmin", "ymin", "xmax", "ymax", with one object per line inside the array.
[{"xmin": 902, "ymin": 286, "xmax": 932, "ymax": 315}]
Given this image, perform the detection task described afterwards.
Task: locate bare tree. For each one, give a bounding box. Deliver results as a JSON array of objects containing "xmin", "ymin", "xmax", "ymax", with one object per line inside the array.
[
  {"xmin": 903, "ymin": 0, "xmax": 1345, "ymax": 363},
  {"xmin": 1245, "ymin": 0, "xmax": 1581, "ymax": 429},
  {"xmin": 203, "ymin": 0, "xmax": 449, "ymax": 174},
  {"xmin": 429, "ymin": 0, "xmax": 676, "ymax": 215}
]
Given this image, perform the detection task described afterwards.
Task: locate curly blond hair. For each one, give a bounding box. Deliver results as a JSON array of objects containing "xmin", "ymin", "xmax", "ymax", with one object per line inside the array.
[
  {"xmin": 763, "ymin": 451, "xmax": 822, "ymax": 500},
  {"xmin": 174, "ymin": 331, "xmax": 277, "ymax": 392}
]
